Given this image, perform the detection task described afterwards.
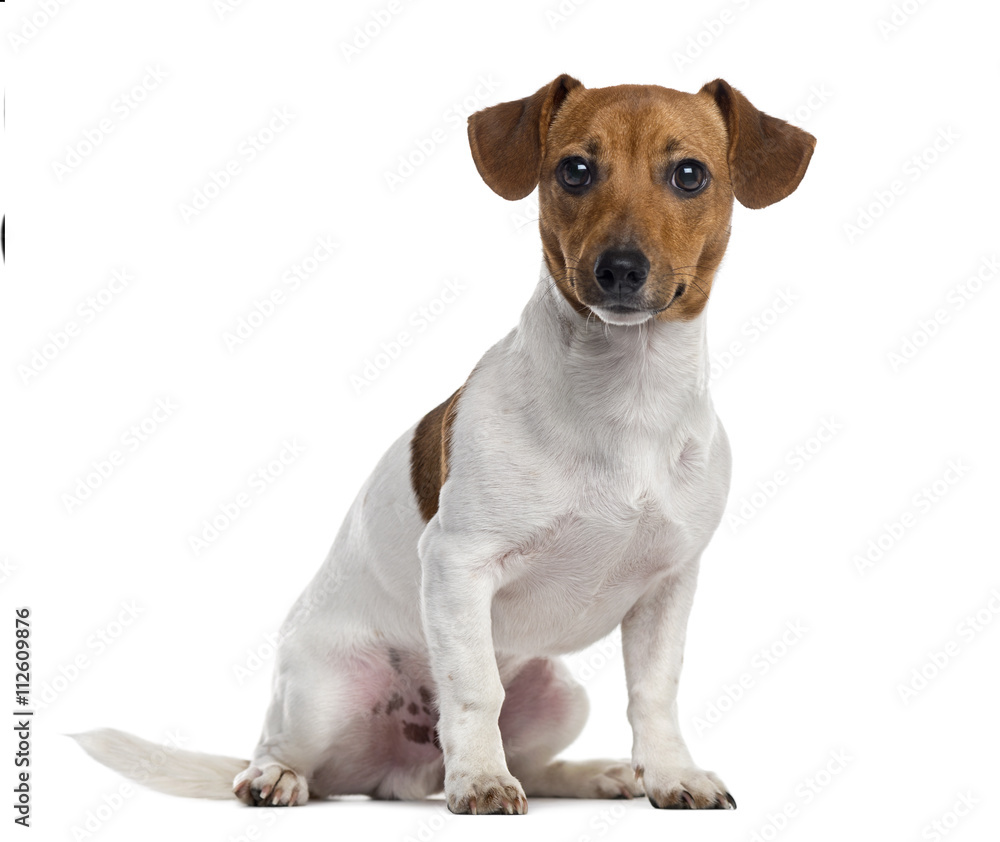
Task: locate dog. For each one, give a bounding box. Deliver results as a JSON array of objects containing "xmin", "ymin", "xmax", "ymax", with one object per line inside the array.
[{"xmin": 76, "ymin": 75, "xmax": 815, "ymax": 814}]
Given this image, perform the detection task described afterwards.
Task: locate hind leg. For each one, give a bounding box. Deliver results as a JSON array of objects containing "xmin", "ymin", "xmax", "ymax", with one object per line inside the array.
[
  {"xmin": 235, "ymin": 644, "xmax": 445, "ymax": 806},
  {"xmin": 233, "ymin": 645, "xmax": 346, "ymax": 806},
  {"xmin": 500, "ymin": 658, "xmax": 643, "ymax": 799}
]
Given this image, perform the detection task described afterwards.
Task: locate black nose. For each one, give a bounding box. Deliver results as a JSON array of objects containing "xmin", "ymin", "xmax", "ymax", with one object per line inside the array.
[{"xmin": 594, "ymin": 249, "xmax": 649, "ymax": 295}]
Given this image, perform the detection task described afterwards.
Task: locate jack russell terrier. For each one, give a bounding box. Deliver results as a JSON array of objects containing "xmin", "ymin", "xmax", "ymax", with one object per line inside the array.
[{"xmin": 76, "ymin": 75, "xmax": 815, "ymax": 814}]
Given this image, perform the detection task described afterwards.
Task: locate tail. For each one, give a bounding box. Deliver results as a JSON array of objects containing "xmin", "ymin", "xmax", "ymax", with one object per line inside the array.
[{"xmin": 71, "ymin": 729, "xmax": 249, "ymax": 800}]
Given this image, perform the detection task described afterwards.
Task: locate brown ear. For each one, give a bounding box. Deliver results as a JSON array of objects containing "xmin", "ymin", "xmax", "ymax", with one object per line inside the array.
[
  {"xmin": 700, "ymin": 79, "xmax": 816, "ymax": 209},
  {"xmin": 467, "ymin": 74, "xmax": 583, "ymax": 201}
]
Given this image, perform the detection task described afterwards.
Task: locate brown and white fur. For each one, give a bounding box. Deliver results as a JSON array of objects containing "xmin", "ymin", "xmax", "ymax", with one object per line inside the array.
[{"xmin": 75, "ymin": 76, "xmax": 815, "ymax": 814}]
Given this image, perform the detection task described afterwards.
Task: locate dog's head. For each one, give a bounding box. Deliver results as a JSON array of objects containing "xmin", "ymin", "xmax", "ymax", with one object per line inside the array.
[{"xmin": 468, "ymin": 76, "xmax": 815, "ymax": 325}]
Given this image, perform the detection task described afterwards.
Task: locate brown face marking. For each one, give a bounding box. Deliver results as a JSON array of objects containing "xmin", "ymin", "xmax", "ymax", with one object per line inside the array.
[
  {"xmin": 385, "ymin": 692, "xmax": 404, "ymax": 714},
  {"xmin": 409, "ymin": 388, "xmax": 462, "ymax": 521},
  {"xmin": 468, "ymin": 77, "xmax": 815, "ymax": 326},
  {"xmin": 402, "ymin": 721, "xmax": 433, "ymax": 745},
  {"xmin": 539, "ymin": 84, "xmax": 734, "ymax": 322}
]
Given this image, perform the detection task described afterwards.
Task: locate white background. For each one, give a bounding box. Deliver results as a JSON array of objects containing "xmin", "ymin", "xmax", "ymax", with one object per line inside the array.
[{"xmin": 2, "ymin": 0, "xmax": 999, "ymax": 840}]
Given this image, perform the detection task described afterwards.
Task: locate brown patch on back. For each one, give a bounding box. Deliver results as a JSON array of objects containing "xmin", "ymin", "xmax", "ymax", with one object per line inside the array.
[{"xmin": 410, "ymin": 388, "xmax": 462, "ymax": 521}]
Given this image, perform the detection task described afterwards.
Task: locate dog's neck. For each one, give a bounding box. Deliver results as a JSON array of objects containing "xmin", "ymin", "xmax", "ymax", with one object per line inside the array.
[{"xmin": 512, "ymin": 261, "xmax": 713, "ymax": 436}]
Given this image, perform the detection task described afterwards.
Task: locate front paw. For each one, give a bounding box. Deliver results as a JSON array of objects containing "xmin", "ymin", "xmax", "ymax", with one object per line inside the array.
[
  {"xmin": 446, "ymin": 769, "xmax": 527, "ymax": 815},
  {"xmin": 638, "ymin": 764, "xmax": 735, "ymax": 810}
]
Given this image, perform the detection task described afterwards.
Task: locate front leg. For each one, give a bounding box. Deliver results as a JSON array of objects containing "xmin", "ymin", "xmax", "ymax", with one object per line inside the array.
[
  {"xmin": 420, "ymin": 526, "xmax": 526, "ymax": 815},
  {"xmin": 621, "ymin": 563, "xmax": 736, "ymax": 810}
]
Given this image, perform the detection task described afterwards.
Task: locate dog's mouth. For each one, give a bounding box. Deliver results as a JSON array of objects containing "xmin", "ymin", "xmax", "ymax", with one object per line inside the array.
[
  {"xmin": 586, "ymin": 283, "xmax": 686, "ymax": 325},
  {"xmin": 653, "ymin": 283, "xmax": 687, "ymax": 313}
]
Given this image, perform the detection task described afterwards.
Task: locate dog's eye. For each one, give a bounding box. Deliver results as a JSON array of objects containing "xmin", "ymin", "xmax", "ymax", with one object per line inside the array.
[
  {"xmin": 557, "ymin": 157, "xmax": 592, "ymax": 192},
  {"xmin": 671, "ymin": 160, "xmax": 708, "ymax": 194}
]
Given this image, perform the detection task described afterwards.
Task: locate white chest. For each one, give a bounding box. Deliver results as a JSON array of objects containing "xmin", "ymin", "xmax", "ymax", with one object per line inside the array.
[{"xmin": 488, "ymin": 439, "xmax": 725, "ymax": 655}]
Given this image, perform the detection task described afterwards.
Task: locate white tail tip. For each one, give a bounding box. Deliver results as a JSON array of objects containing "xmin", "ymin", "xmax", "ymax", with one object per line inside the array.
[{"xmin": 71, "ymin": 728, "xmax": 248, "ymax": 800}]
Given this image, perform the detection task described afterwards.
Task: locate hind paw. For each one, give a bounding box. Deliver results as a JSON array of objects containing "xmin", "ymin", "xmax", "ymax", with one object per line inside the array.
[
  {"xmin": 582, "ymin": 760, "xmax": 645, "ymax": 799},
  {"xmin": 234, "ymin": 763, "xmax": 308, "ymax": 806}
]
